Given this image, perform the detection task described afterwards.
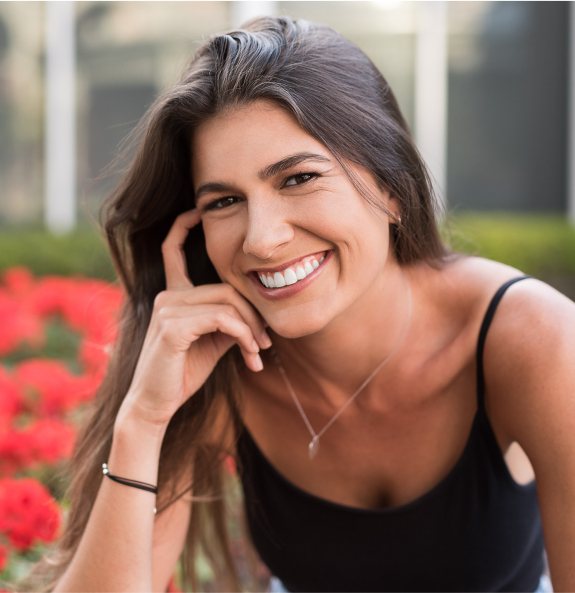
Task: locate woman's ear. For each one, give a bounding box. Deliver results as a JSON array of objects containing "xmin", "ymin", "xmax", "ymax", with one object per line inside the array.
[{"xmin": 381, "ymin": 190, "xmax": 402, "ymax": 225}]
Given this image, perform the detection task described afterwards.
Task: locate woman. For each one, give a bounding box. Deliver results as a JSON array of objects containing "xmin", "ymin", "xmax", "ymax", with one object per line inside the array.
[{"xmin": 33, "ymin": 16, "xmax": 574, "ymax": 593}]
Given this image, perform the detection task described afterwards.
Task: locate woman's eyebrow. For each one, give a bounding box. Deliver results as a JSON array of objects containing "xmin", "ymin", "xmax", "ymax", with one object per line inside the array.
[
  {"xmin": 194, "ymin": 152, "xmax": 331, "ymax": 200},
  {"xmin": 258, "ymin": 152, "xmax": 331, "ymax": 179},
  {"xmin": 194, "ymin": 182, "xmax": 235, "ymax": 202}
]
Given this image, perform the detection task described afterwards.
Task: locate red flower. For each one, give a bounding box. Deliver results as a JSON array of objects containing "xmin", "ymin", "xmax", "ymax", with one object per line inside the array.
[
  {"xmin": 0, "ymin": 367, "xmax": 22, "ymax": 422},
  {"xmin": 0, "ymin": 291, "xmax": 44, "ymax": 356},
  {"xmin": 0, "ymin": 418, "xmax": 76, "ymax": 474},
  {"xmin": 15, "ymin": 359, "xmax": 95, "ymax": 415},
  {"xmin": 29, "ymin": 276, "xmax": 70, "ymax": 318},
  {"xmin": 0, "ymin": 430, "xmax": 32, "ymax": 474},
  {"xmin": 62, "ymin": 279, "xmax": 122, "ymax": 337},
  {"xmin": 31, "ymin": 276, "xmax": 122, "ymax": 339},
  {"xmin": 0, "ymin": 478, "xmax": 60, "ymax": 551},
  {"xmin": 2, "ymin": 267, "xmax": 35, "ymax": 297},
  {"xmin": 27, "ymin": 418, "xmax": 76, "ymax": 464}
]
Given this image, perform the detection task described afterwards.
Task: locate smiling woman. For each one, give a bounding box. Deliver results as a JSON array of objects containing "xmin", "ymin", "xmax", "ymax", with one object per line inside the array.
[
  {"xmin": 23, "ymin": 15, "xmax": 575, "ymax": 593},
  {"xmin": 191, "ymin": 100, "xmax": 406, "ymax": 338}
]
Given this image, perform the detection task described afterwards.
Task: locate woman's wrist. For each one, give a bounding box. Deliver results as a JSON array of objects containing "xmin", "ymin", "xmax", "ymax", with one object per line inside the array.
[
  {"xmin": 114, "ymin": 395, "xmax": 171, "ymax": 441},
  {"xmin": 108, "ymin": 412, "xmax": 167, "ymax": 488},
  {"xmin": 113, "ymin": 407, "xmax": 169, "ymax": 450}
]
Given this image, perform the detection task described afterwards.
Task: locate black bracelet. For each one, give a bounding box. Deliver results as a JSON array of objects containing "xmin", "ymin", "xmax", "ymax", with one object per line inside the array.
[{"xmin": 101, "ymin": 463, "xmax": 158, "ymax": 494}]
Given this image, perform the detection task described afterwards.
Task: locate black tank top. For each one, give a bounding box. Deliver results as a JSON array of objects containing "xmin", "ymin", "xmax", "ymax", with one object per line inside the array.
[{"xmin": 237, "ymin": 276, "xmax": 545, "ymax": 592}]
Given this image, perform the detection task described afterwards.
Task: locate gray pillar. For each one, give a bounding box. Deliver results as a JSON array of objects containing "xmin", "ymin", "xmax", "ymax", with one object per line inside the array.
[
  {"xmin": 44, "ymin": 1, "xmax": 76, "ymax": 234},
  {"xmin": 230, "ymin": 1, "xmax": 278, "ymax": 28},
  {"xmin": 414, "ymin": 1, "xmax": 448, "ymax": 215}
]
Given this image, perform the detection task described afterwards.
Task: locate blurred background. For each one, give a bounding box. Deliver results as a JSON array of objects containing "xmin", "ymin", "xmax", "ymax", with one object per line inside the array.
[
  {"xmin": 0, "ymin": 2, "xmax": 574, "ymax": 587},
  {"xmin": 0, "ymin": 0, "xmax": 574, "ymax": 291}
]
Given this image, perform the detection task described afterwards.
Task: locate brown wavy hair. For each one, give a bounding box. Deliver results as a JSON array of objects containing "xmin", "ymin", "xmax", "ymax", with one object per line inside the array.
[{"xmin": 22, "ymin": 15, "xmax": 448, "ymax": 592}]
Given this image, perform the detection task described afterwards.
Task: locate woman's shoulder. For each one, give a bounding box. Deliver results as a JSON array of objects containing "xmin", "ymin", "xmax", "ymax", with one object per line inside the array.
[
  {"xmin": 416, "ymin": 254, "xmax": 573, "ymax": 376},
  {"xmin": 445, "ymin": 255, "xmax": 575, "ymax": 441},
  {"xmin": 445, "ymin": 255, "xmax": 574, "ymax": 343},
  {"xmin": 432, "ymin": 254, "xmax": 570, "ymax": 314},
  {"xmin": 409, "ymin": 255, "xmax": 531, "ymax": 343}
]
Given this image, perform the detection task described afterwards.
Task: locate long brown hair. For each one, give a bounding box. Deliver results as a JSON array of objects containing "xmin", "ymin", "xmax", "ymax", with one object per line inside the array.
[{"xmin": 23, "ymin": 16, "xmax": 448, "ymax": 592}]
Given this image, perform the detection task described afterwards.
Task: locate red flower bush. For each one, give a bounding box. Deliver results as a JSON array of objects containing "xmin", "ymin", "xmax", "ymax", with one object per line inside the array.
[
  {"xmin": 15, "ymin": 359, "xmax": 99, "ymax": 415},
  {"xmin": 0, "ymin": 418, "xmax": 76, "ymax": 475},
  {"xmin": 0, "ymin": 368, "xmax": 22, "ymax": 423},
  {"xmin": 0, "ymin": 292, "xmax": 44, "ymax": 356},
  {"xmin": 0, "ymin": 267, "xmax": 123, "ymax": 580},
  {"xmin": 0, "ymin": 478, "xmax": 60, "ymax": 551}
]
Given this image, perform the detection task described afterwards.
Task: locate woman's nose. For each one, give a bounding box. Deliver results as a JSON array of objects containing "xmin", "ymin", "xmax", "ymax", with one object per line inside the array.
[{"xmin": 242, "ymin": 199, "xmax": 294, "ymax": 260}]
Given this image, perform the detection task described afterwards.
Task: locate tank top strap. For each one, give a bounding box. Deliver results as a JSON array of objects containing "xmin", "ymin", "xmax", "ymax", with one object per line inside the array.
[{"xmin": 476, "ymin": 275, "xmax": 531, "ymax": 410}]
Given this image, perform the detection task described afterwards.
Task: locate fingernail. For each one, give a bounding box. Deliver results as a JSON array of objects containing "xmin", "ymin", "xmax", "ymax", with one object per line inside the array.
[
  {"xmin": 253, "ymin": 354, "xmax": 263, "ymax": 372},
  {"xmin": 260, "ymin": 332, "xmax": 272, "ymax": 349}
]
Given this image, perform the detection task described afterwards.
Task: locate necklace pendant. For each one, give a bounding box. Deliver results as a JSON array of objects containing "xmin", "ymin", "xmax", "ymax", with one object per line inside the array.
[{"xmin": 308, "ymin": 435, "xmax": 320, "ymax": 459}]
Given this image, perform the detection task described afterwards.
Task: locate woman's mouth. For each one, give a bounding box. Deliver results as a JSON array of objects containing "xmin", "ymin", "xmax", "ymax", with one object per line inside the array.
[{"xmin": 254, "ymin": 251, "xmax": 329, "ymax": 290}]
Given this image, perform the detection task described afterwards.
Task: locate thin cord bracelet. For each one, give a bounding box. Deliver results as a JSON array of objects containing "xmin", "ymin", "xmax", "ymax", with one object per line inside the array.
[{"xmin": 101, "ymin": 463, "xmax": 158, "ymax": 494}]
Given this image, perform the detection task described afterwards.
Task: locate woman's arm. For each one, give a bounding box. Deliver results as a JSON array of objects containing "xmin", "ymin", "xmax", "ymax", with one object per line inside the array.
[
  {"xmin": 54, "ymin": 210, "xmax": 268, "ymax": 591},
  {"xmin": 152, "ymin": 485, "xmax": 192, "ymax": 593},
  {"xmin": 484, "ymin": 279, "xmax": 575, "ymax": 592},
  {"xmin": 54, "ymin": 415, "xmax": 178, "ymax": 592}
]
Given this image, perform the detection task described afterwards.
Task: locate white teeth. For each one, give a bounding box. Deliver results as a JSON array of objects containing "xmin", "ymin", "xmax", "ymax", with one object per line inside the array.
[
  {"xmin": 284, "ymin": 268, "xmax": 298, "ymax": 285},
  {"xmin": 257, "ymin": 253, "xmax": 328, "ymax": 289},
  {"xmin": 273, "ymin": 272, "xmax": 286, "ymax": 288}
]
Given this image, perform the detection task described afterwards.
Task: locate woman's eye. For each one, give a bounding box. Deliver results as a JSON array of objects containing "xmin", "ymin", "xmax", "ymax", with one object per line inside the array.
[
  {"xmin": 204, "ymin": 196, "xmax": 240, "ymax": 211},
  {"xmin": 283, "ymin": 172, "xmax": 318, "ymax": 187}
]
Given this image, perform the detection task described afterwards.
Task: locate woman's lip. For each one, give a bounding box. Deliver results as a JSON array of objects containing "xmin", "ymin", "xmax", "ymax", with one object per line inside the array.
[
  {"xmin": 249, "ymin": 250, "xmax": 328, "ymax": 274},
  {"xmin": 250, "ymin": 250, "xmax": 332, "ymax": 299}
]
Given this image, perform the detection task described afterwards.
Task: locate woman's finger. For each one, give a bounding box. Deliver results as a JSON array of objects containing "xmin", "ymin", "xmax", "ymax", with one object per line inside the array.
[
  {"xmin": 161, "ymin": 308, "xmax": 264, "ymax": 371},
  {"xmin": 161, "ymin": 209, "xmax": 202, "ymax": 290},
  {"xmin": 154, "ymin": 284, "xmax": 271, "ymax": 349},
  {"xmin": 155, "ymin": 304, "xmax": 261, "ymax": 354}
]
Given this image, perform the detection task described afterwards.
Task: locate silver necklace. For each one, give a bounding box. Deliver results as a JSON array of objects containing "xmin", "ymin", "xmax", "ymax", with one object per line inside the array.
[{"xmin": 273, "ymin": 279, "xmax": 413, "ymax": 460}]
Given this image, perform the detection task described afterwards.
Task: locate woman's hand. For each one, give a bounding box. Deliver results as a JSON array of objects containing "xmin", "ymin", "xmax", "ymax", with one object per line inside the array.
[{"xmin": 118, "ymin": 209, "xmax": 271, "ymax": 428}]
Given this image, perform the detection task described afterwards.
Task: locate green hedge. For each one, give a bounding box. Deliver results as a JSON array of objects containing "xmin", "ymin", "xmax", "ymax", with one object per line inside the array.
[
  {"xmin": 1, "ymin": 214, "xmax": 574, "ymax": 295},
  {"xmin": 446, "ymin": 214, "xmax": 575, "ymax": 277},
  {"xmin": 445, "ymin": 214, "xmax": 575, "ymax": 298},
  {"xmin": 0, "ymin": 227, "xmax": 115, "ymax": 281}
]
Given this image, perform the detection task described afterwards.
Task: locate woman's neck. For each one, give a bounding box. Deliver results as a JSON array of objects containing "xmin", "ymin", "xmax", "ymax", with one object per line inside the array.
[{"xmin": 268, "ymin": 263, "xmax": 416, "ymax": 408}]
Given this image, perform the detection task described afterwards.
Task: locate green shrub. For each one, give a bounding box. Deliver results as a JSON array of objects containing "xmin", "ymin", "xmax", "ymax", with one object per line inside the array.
[
  {"xmin": 446, "ymin": 213, "xmax": 575, "ymax": 276},
  {"xmin": 0, "ymin": 228, "xmax": 115, "ymax": 280}
]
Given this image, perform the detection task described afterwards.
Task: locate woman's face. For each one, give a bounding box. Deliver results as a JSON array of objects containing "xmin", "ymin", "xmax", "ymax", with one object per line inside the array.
[{"xmin": 191, "ymin": 100, "xmax": 400, "ymax": 338}]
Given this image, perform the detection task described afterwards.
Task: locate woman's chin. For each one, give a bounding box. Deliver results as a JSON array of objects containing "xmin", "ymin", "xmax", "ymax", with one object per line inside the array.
[{"xmin": 264, "ymin": 312, "xmax": 330, "ymax": 340}]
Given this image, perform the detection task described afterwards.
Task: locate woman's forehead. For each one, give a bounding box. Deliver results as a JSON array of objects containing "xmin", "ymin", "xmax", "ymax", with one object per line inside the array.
[{"xmin": 190, "ymin": 100, "xmax": 333, "ymax": 179}]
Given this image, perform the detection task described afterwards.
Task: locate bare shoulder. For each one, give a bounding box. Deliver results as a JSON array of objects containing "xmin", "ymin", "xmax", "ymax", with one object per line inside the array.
[
  {"xmin": 433, "ymin": 255, "xmax": 571, "ymax": 324},
  {"xmin": 428, "ymin": 256, "xmax": 575, "ymax": 445},
  {"xmin": 457, "ymin": 266, "xmax": 575, "ymax": 591},
  {"xmin": 465, "ymin": 258, "xmax": 575, "ymax": 465},
  {"xmin": 476, "ymin": 262, "xmax": 575, "ymax": 402},
  {"xmin": 414, "ymin": 255, "xmax": 536, "ymax": 349}
]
